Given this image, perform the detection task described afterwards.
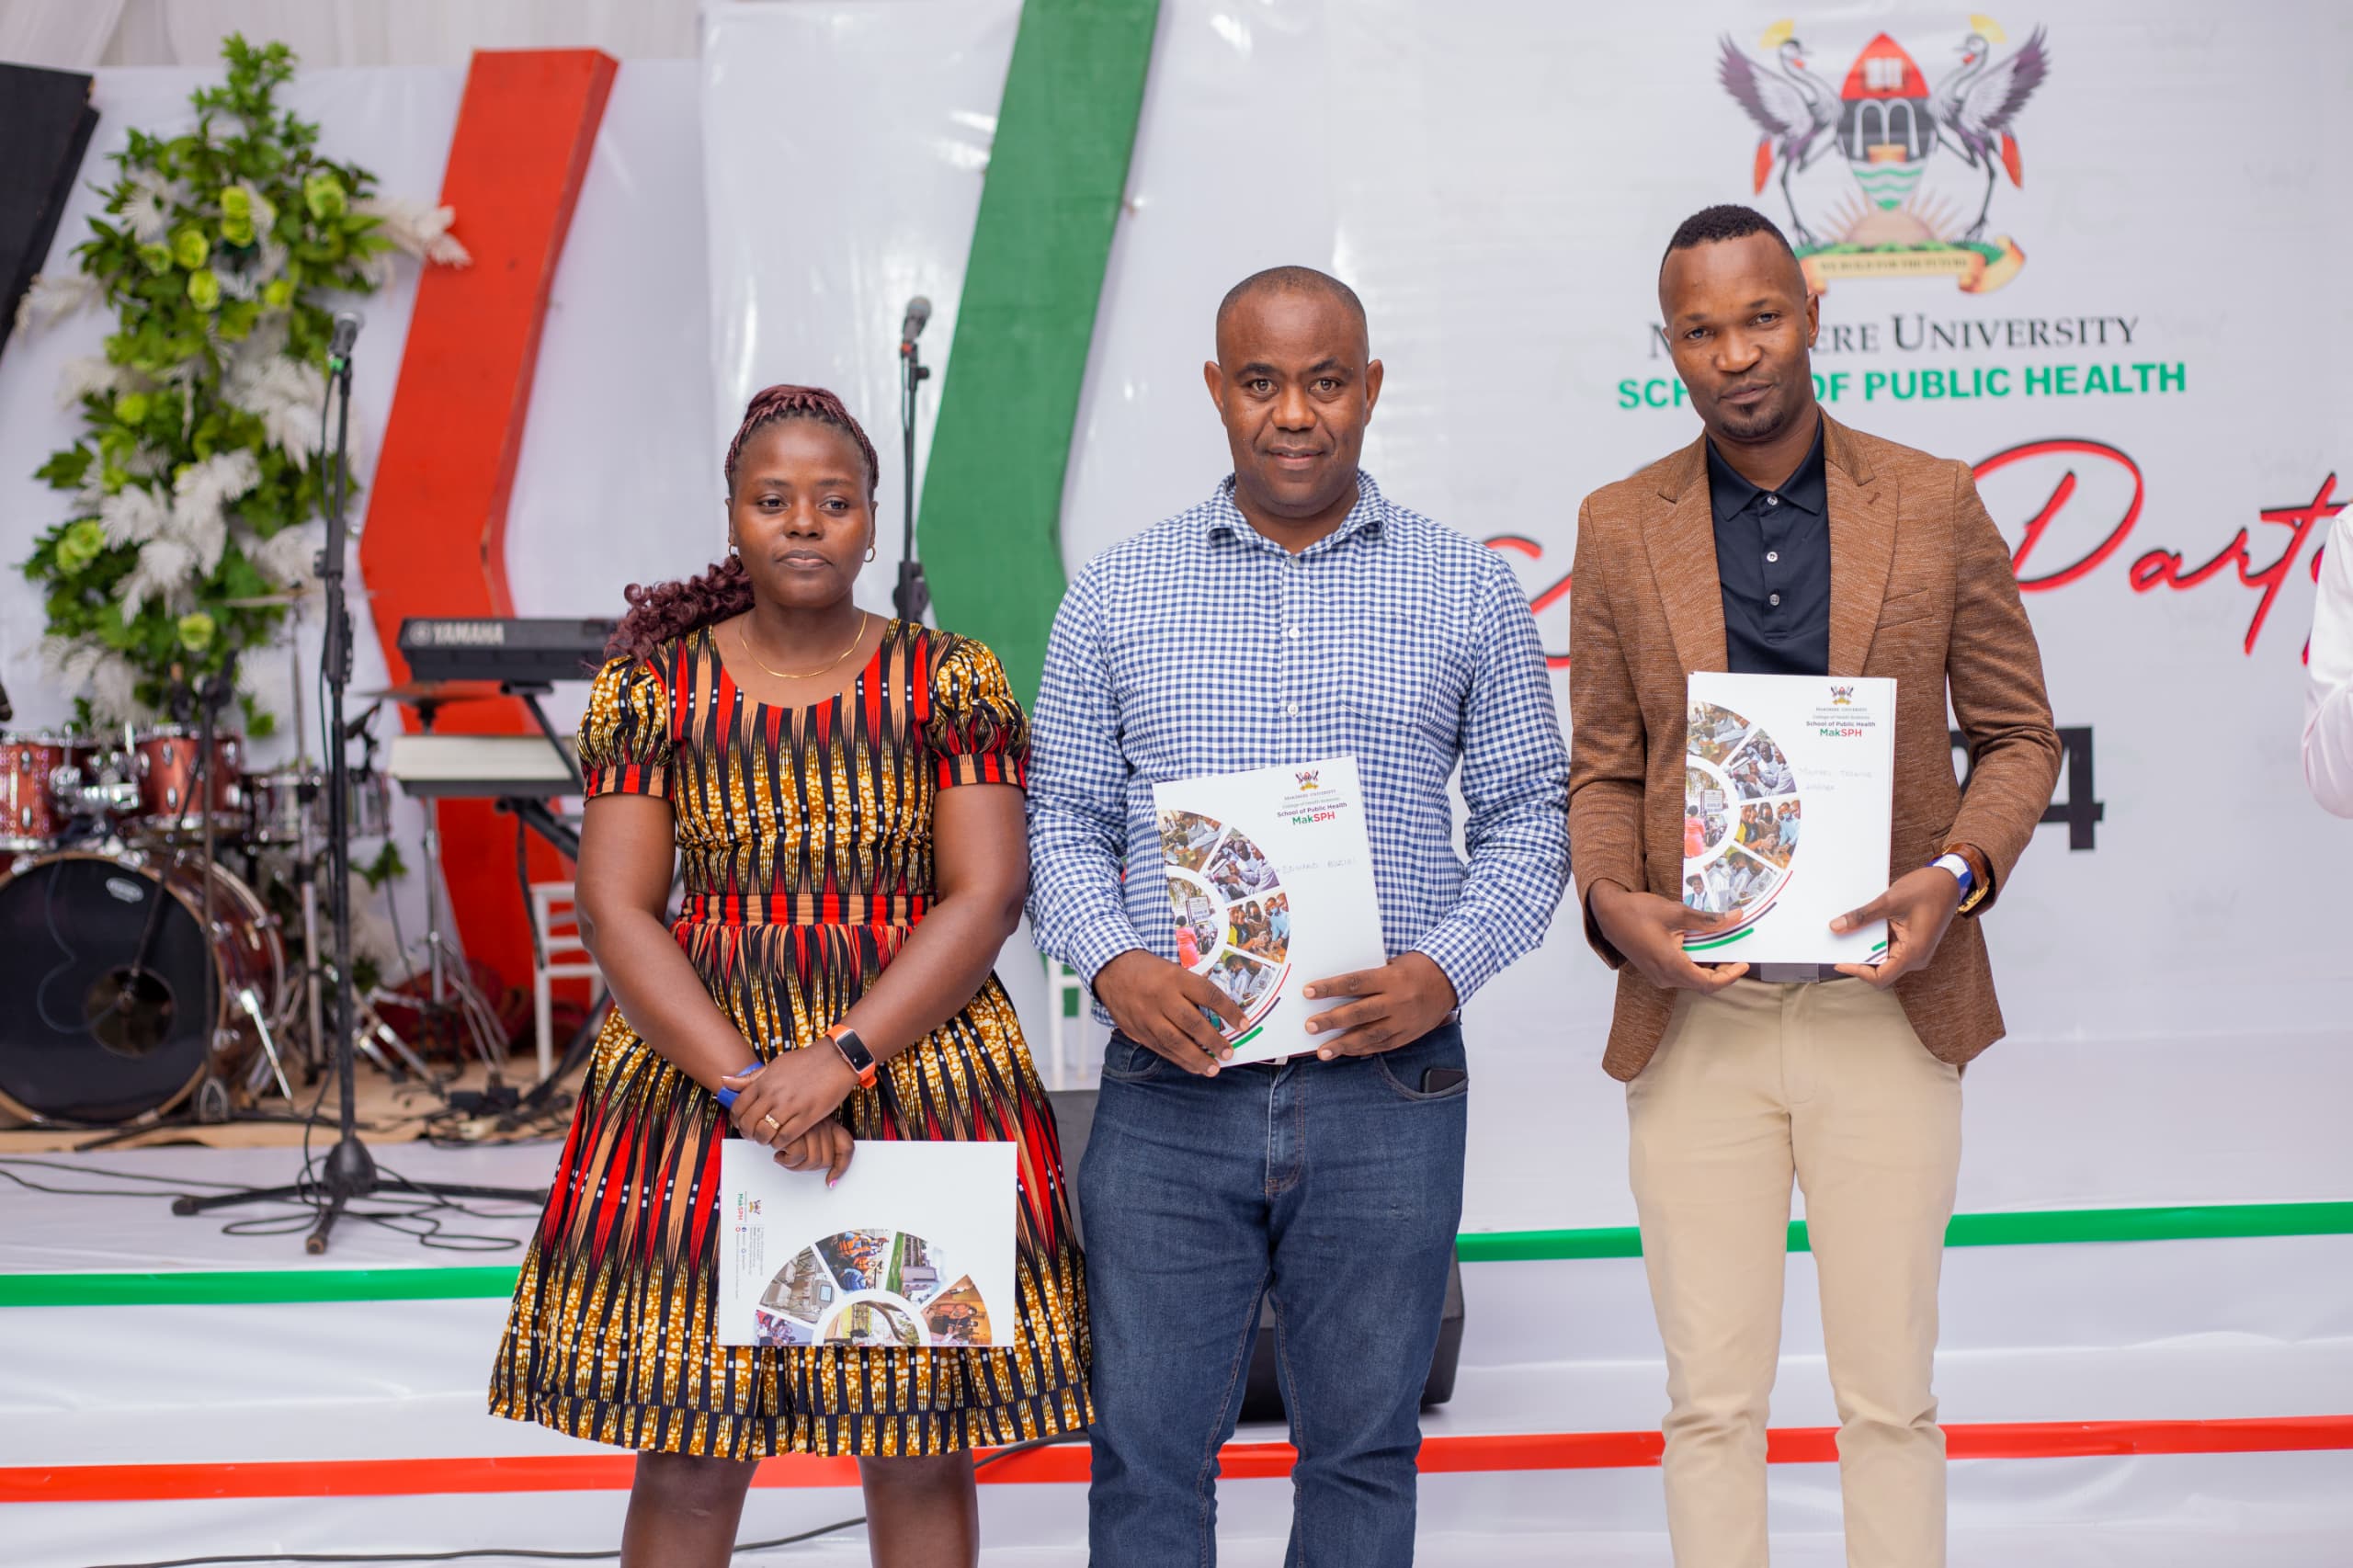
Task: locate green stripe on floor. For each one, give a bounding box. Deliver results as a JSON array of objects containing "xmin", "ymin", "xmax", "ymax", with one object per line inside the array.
[
  {"xmin": 1451, "ymin": 1200, "xmax": 2353, "ymax": 1263},
  {"xmin": 0, "ymin": 1265, "xmax": 522, "ymax": 1308},
  {"xmin": 5, "ymin": 1202, "xmax": 2348, "ymax": 1306}
]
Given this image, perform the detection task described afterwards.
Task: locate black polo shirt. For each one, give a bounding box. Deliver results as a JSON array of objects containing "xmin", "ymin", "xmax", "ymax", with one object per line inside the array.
[{"xmin": 1707, "ymin": 417, "xmax": 1830, "ymax": 676}]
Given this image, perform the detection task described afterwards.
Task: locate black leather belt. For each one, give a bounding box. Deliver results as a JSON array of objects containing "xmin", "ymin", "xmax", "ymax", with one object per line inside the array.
[{"xmin": 1750, "ymin": 963, "xmax": 1850, "ymax": 984}]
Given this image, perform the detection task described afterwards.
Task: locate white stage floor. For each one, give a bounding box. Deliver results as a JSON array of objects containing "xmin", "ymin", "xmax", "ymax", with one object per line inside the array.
[{"xmin": 4, "ymin": 1139, "xmax": 2350, "ymax": 1565}]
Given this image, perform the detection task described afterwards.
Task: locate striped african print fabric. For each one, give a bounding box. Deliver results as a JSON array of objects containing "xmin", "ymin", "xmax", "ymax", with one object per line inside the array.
[{"xmin": 488, "ymin": 621, "xmax": 1091, "ymax": 1459}]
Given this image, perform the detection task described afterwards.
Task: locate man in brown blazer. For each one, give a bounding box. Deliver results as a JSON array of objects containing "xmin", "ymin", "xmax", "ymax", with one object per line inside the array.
[{"xmin": 1569, "ymin": 205, "xmax": 2060, "ymax": 1567}]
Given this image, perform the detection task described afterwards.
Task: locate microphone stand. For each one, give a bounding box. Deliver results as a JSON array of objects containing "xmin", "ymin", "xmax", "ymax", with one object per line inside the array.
[
  {"xmin": 892, "ymin": 331, "xmax": 931, "ymax": 624},
  {"xmin": 175, "ymin": 330, "xmax": 546, "ymax": 1251}
]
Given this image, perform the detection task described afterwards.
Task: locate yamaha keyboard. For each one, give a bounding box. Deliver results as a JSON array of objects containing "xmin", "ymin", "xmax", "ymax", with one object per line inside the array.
[
  {"xmin": 387, "ymin": 733, "xmax": 581, "ymax": 798},
  {"xmin": 387, "ymin": 733, "xmax": 585, "ymax": 860},
  {"xmin": 388, "ymin": 615, "xmax": 608, "ymax": 864},
  {"xmin": 397, "ymin": 617, "xmax": 617, "ymax": 687}
]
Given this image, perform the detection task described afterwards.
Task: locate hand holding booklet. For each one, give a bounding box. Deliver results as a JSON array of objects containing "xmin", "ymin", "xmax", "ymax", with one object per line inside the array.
[
  {"xmin": 1154, "ymin": 755, "xmax": 1388, "ymax": 1065},
  {"xmin": 1681, "ymin": 671, "xmax": 1897, "ymax": 966}
]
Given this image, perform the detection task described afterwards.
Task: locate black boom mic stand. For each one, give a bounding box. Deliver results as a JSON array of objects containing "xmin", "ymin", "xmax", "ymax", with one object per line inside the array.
[
  {"xmin": 176, "ymin": 311, "xmax": 546, "ymax": 1251},
  {"xmin": 892, "ymin": 295, "xmax": 933, "ymax": 624}
]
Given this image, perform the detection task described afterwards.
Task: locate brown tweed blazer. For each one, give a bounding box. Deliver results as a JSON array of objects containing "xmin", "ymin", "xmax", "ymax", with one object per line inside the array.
[{"xmin": 1568, "ymin": 414, "xmax": 2061, "ymax": 1080}]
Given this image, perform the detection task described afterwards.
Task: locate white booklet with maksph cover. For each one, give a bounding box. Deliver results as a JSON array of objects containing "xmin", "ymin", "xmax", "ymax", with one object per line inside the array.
[
  {"xmin": 1681, "ymin": 672, "xmax": 1897, "ymax": 967},
  {"xmin": 1152, "ymin": 755, "xmax": 1389, "ymax": 1066},
  {"xmin": 717, "ymin": 1139, "xmax": 1017, "ymax": 1350}
]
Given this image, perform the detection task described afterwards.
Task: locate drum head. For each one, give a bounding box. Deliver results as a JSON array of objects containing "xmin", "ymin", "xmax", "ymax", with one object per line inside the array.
[{"xmin": 0, "ymin": 856, "xmax": 215, "ymax": 1122}]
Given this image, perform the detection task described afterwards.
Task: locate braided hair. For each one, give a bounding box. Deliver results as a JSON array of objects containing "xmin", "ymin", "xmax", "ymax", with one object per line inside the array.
[{"xmin": 608, "ymin": 385, "xmax": 881, "ymax": 662}]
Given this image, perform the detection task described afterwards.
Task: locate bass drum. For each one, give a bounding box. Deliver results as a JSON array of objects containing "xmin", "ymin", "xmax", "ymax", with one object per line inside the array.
[{"xmin": 0, "ymin": 850, "xmax": 283, "ymax": 1124}]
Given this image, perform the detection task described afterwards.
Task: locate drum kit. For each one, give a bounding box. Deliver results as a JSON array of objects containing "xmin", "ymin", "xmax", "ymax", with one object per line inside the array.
[
  {"xmin": 0, "ymin": 711, "xmax": 410, "ymax": 1129},
  {"xmin": 0, "ymin": 571, "xmax": 521, "ymax": 1133}
]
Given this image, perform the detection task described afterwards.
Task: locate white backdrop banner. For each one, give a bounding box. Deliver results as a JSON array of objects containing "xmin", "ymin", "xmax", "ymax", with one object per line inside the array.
[
  {"xmin": 2, "ymin": 4, "xmax": 2345, "ymax": 1225},
  {"xmin": 707, "ymin": 0, "xmax": 2353, "ymax": 1221}
]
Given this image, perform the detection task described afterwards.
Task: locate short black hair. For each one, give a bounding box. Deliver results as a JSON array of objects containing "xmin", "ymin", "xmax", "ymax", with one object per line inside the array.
[
  {"xmin": 1215, "ymin": 265, "xmax": 1367, "ymax": 341},
  {"xmin": 1661, "ymin": 204, "xmax": 1795, "ymax": 268}
]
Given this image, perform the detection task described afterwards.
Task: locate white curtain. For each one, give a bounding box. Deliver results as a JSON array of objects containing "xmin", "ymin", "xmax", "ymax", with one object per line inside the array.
[
  {"xmin": 0, "ymin": 0, "xmax": 130, "ymax": 70},
  {"xmin": 0, "ymin": 0, "xmax": 700, "ymax": 69}
]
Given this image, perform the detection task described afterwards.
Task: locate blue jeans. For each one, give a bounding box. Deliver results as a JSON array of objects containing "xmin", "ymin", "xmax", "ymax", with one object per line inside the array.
[{"xmin": 1079, "ymin": 1025, "xmax": 1469, "ymax": 1567}]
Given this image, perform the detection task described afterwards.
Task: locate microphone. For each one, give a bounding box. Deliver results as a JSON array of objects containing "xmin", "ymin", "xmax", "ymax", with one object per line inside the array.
[
  {"xmin": 898, "ymin": 296, "xmax": 932, "ymax": 351},
  {"xmin": 329, "ymin": 310, "xmax": 365, "ymax": 362}
]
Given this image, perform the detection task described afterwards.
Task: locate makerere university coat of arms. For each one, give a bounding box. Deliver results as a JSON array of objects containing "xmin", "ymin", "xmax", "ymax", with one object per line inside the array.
[{"xmin": 1718, "ymin": 15, "xmax": 2050, "ymax": 293}]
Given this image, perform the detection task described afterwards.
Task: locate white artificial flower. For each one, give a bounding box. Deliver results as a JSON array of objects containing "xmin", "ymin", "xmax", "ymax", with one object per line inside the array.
[
  {"xmin": 165, "ymin": 449, "xmax": 262, "ymax": 575},
  {"xmin": 37, "ymin": 637, "xmax": 81, "ymax": 682},
  {"xmin": 119, "ymin": 536, "xmax": 197, "ymax": 618},
  {"xmin": 41, "ymin": 639, "xmax": 150, "ymax": 726},
  {"xmin": 253, "ymin": 235, "xmax": 290, "ymax": 287},
  {"xmin": 97, "ymin": 483, "xmax": 173, "ymax": 549},
  {"xmin": 252, "ymin": 521, "xmax": 324, "ymax": 596},
  {"xmin": 122, "ymin": 171, "xmax": 179, "ymax": 243},
  {"xmin": 89, "ymin": 651, "xmax": 142, "ymax": 724},
  {"xmin": 353, "ymin": 196, "xmax": 471, "ymax": 267},
  {"xmin": 55, "ymin": 356, "xmax": 142, "ymax": 411},
  {"xmin": 14, "ymin": 271, "xmax": 99, "ymax": 335},
  {"xmin": 222, "ymin": 344, "xmax": 327, "ymax": 469}
]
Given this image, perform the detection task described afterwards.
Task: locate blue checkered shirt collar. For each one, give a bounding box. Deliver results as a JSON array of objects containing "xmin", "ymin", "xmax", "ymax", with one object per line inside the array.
[{"xmin": 1193, "ymin": 471, "xmax": 1391, "ymax": 552}]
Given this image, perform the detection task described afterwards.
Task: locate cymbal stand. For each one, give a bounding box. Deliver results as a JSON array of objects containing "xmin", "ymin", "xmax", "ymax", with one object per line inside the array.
[
  {"xmin": 285, "ymin": 596, "xmax": 327, "ymax": 1082},
  {"xmin": 402, "ymin": 692, "xmax": 511, "ymax": 1078}
]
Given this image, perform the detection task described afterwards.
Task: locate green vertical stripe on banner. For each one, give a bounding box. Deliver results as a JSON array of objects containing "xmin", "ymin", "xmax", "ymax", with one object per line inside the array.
[{"xmin": 917, "ymin": 0, "xmax": 1160, "ymax": 702}]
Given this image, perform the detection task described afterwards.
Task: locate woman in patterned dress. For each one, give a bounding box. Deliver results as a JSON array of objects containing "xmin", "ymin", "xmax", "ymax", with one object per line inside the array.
[{"xmin": 489, "ymin": 386, "xmax": 1090, "ymax": 1566}]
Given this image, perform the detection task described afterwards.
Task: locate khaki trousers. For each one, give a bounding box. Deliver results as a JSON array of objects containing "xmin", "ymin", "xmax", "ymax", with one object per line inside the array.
[{"xmin": 1626, "ymin": 979, "xmax": 1961, "ymax": 1568}]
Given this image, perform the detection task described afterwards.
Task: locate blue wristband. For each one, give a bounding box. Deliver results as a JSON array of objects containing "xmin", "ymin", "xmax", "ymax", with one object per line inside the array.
[{"xmin": 1930, "ymin": 852, "xmax": 1974, "ymax": 896}]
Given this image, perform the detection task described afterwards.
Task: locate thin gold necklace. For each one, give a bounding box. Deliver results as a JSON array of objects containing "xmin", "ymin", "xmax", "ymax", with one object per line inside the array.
[{"xmin": 737, "ymin": 611, "xmax": 870, "ymax": 680}]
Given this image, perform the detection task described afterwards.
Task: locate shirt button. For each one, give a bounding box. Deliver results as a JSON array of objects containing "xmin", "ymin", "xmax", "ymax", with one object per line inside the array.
[
  {"xmin": 1285, "ymin": 626, "xmax": 1302, "ymax": 639},
  {"xmin": 1284, "ymin": 701, "xmax": 1301, "ymax": 717},
  {"xmin": 1766, "ymin": 494, "xmax": 1779, "ymax": 506},
  {"xmin": 1769, "ymin": 593, "xmax": 1782, "ymax": 607},
  {"xmin": 1766, "ymin": 551, "xmax": 1779, "ymax": 563}
]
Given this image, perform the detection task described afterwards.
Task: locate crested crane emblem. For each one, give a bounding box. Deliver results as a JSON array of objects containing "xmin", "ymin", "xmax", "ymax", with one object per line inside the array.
[{"xmin": 1718, "ymin": 15, "xmax": 2052, "ymax": 294}]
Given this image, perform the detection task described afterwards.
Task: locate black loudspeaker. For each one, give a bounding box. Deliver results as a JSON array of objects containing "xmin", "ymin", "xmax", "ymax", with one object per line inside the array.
[
  {"xmin": 0, "ymin": 63, "xmax": 97, "ymax": 367},
  {"xmin": 1046, "ymin": 1085, "xmax": 1464, "ymax": 1425}
]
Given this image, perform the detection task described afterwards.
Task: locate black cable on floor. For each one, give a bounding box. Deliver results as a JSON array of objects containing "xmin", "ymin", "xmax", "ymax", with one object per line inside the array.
[
  {"xmin": 0, "ymin": 1087, "xmax": 536, "ymax": 1256},
  {"xmin": 78, "ymin": 1434, "xmax": 1077, "ymax": 1568}
]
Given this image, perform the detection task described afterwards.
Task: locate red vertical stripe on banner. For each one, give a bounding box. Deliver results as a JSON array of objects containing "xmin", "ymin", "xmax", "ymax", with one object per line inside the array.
[{"xmin": 359, "ymin": 50, "xmax": 618, "ymax": 994}]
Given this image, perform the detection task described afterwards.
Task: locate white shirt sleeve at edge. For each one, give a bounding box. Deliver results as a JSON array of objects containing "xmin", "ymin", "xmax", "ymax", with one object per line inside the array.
[{"xmin": 2304, "ymin": 513, "xmax": 2353, "ymax": 817}]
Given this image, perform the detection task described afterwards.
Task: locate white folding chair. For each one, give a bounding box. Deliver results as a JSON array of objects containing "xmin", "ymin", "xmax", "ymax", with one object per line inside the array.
[{"xmin": 528, "ymin": 881, "xmax": 602, "ymax": 1080}]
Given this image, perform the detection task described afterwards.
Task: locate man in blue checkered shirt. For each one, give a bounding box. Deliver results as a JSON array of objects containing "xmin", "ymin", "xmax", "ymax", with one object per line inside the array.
[{"xmin": 1029, "ymin": 267, "xmax": 1570, "ymax": 1566}]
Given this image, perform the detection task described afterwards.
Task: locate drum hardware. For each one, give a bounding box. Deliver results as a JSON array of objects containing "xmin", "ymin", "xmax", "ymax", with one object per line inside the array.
[
  {"xmin": 173, "ymin": 314, "xmax": 545, "ymax": 1249},
  {"xmin": 234, "ymin": 983, "xmax": 294, "ymax": 1103},
  {"xmin": 356, "ymin": 984, "xmax": 439, "ymax": 1083},
  {"xmin": 0, "ymin": 731, "xmax": 100, "ymax": 849}
]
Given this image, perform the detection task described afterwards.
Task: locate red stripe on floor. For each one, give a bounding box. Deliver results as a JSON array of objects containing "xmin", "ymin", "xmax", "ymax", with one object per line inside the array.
[{"xmin": 7, "ymin": 1418, "xmax": 2350, "ymax": 1504}]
